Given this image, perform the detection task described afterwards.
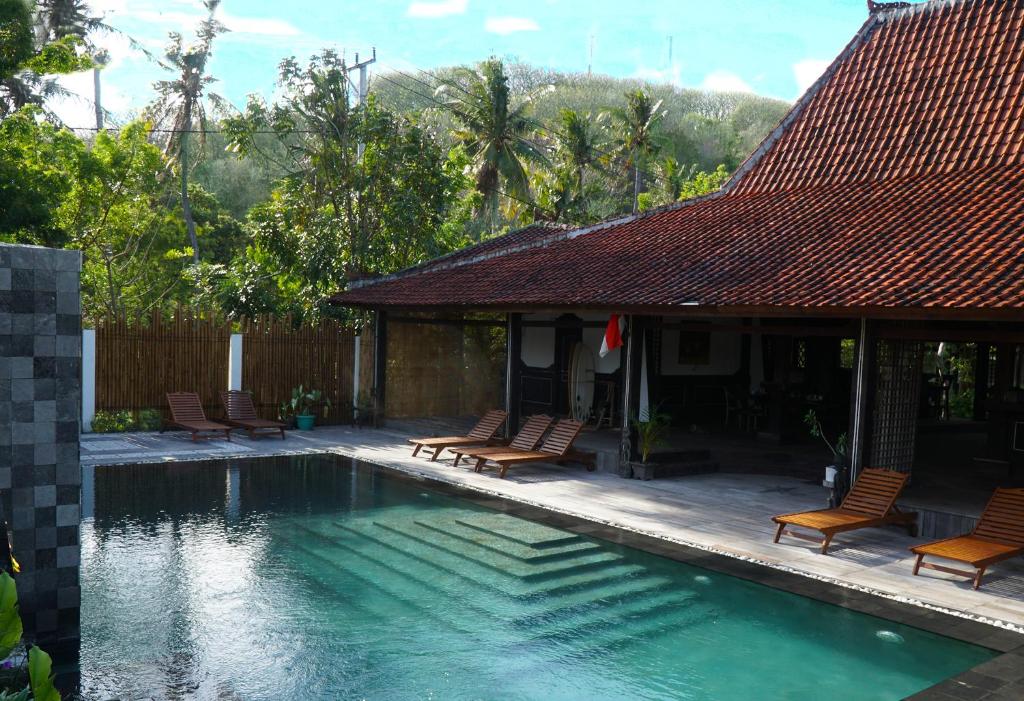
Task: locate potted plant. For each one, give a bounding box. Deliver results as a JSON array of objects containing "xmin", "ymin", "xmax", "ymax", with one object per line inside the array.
[
  {"xmin": 280, "ymin": 385, "xmax": 331, "ymax": 431},
  {"xmin": 628, "ymin": 407, "xmax": 671, "ymax": 479},
  {"xmin": 804, "ymin": 409, "xmax": 848, "ymax": 507}
]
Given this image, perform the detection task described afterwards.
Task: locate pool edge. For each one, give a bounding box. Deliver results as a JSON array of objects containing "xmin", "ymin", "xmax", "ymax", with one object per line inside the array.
[{"xmin": 329, "ymin": 452, "xmax": 1024, "ymax": 701}]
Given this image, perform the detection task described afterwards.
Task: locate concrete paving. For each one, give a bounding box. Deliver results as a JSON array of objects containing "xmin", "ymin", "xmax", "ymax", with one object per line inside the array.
[{"xmin": 81, "ymin": 425, "xmax": 1024, "ymax": 630}]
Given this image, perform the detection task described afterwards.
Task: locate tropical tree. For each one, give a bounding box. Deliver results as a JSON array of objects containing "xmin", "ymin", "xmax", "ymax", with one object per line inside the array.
[
  {"xmin": 222, "ymin": 50, "xmax": 468, "ymax": 319},
  {"xmin": 608, "ymin": 89, "xmax": 666, "ymax": 213},
  {"xmin": 435, "ymin": 58, "xmax": 549, "ymax": 233},
  {"xmin": 0, "ymin": 0, "xmax": 92, "ymax": 119},
  {"xmin": 149, "ymin": 0, "xmax": 227, "ymax": 262}
]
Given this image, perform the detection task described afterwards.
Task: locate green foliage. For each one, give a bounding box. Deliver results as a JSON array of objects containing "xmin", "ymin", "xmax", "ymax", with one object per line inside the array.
[
  {"xmin": 0, "ymin": 0, "xmax": 34, "ymax": 79},
  {"xmin": 0, "ymin": 573, "xmax": 59, "ymax": 700},
  {"xmin": 632, "ymin": 407, "xmax": 671, "ymax": 463},
  {"xmin": 280, "ymin": 385, "xmax": 331, "ymax": 419},
  {"xmin": 221, "ymin": 51, "xmax": 465, "ymax": 319},
  {"xmin": 0, "ymin": 574, "xmax": 22, "ymax": 662},
  {"xmin": 91, "ymin": 409, "xmax": 134, "ymax": 433},
  {"xmin": 27, "ymin": 647, "xmax": 58, "ymax": 701},
  {"xmin": 436, "ymin": 58, "xmax": 550, "ymax": 231},
  {"xmin": 804, "ymin": 409, "xmax": 848, "ymax": 462},
  {"xmin": 135, "ymin": 408, "xmax": 162, "ymax": 431}
]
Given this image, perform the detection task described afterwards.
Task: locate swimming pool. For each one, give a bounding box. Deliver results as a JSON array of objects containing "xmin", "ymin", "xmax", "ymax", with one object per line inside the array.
[{"xmin": 78, "ymin": 455, "xmax": 994, "ymax": 700}]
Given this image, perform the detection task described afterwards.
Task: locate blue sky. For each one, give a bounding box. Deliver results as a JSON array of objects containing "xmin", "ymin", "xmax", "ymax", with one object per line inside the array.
[{"xmin": 58, "ymin": 0, "xmax": 895, "ymax": 126}]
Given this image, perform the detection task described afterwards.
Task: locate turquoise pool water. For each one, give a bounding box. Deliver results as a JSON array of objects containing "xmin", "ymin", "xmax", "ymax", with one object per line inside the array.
[{"xmin": 79, "ymin": 455, "xmax": 993, "ymax": 700}]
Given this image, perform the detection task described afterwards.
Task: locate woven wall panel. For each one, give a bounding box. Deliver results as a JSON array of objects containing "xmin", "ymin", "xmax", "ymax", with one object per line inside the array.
[{"xmin": 870, "ymin": 339, "xmax": 924, "ymax": 474}]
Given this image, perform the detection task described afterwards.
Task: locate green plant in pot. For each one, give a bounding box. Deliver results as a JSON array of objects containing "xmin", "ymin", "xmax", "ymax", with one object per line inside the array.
[
  {"xmin": 280, "ymin": 385, "xmax": 331, "ymax": 431},
  {"xmin": 804, "ymin": 409, "xmax": 849, "ymax": 507},
  {"xmin": 629, "ymin": 407, "xmax": 671, "ymax": 478}
]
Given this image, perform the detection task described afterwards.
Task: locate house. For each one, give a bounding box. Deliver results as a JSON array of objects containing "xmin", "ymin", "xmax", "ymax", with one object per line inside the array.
[{"xmin": 334, "ymin": 0, "xmax": 1024, "ymax": 525}]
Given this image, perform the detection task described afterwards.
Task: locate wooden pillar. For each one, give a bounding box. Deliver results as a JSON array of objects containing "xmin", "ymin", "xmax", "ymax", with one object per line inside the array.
[
  {"xmin": 505, "ymin": 313, "xmax": 522, "ymax": 435},
  {"xmin": 620, "ymin": 315, "xmax": 644, "ymax": 468},
  {"xmin": 973, "ymin": 342, "xmax": 990, "ymax": 420},
  {"xmin": 848, "ymin": 318, "xmax": 876, "ymax": 482},
  {"xmin": 373, "ymin": 309, "xmax": 387, "ymax": 427}
]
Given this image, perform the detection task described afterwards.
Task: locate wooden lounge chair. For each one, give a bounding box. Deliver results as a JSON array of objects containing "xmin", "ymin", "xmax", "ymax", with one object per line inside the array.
[
  {"xmin": 772, "ymin": 468, "xmax": 917, "ymax": 554},
  {"xmin": 409, "ymin": 410, "xmax": 508, "ymax": 461},
  {"xmin": 450, "ymin": 415, "xmax": 553, "ymax": 467},
  {"xmin": 220, "ymin": 390, "xmax": 287, "ymax": 440},
  {"xmin": 164, "ymin": 392, "xmax": 231, "ymax": 441},
  {"xmin": 911, "ymin": 488, "xmax": 1024, "ymax": 589},
  {"xmin": 471, "ymin": 419, "xmax": 585, "ymax": 479}
]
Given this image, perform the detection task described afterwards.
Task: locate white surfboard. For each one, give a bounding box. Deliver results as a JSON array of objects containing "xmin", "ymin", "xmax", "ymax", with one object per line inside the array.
[{"xmin": 570, "ymin": 342, "xmax": 596, "ymax": 422}]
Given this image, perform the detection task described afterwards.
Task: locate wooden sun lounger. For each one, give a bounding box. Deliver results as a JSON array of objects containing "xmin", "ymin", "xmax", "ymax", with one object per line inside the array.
[
  {"xmin": 450, "ymin": 415, "xmax": 553, "ymax": 467},
  {"xmin": 408, "ymin": 410, "xmax": 508, "ymax": 461},
  {"xmin": 164, "ymin": 392, "xmax": 232, "ymax": 441},
  {"xmin": 911, "ymin": 488, "xmax": 1024, "ymax": 589},
  {"xmin": 221, "ymin": 391, "xmax": 287, "ymax": 440},
  {"xmin": 472, "ymin": 419, "xmax": 585, "ymax": 479},
  {"xmin": 772, "ymin": 468, "xmax": 917, "ymax": 554}
]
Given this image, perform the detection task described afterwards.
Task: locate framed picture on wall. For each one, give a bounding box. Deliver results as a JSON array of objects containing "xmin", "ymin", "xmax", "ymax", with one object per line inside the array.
[{"xmin": 678, "ymin": 331, "xmax": 711, "ymax": 365}]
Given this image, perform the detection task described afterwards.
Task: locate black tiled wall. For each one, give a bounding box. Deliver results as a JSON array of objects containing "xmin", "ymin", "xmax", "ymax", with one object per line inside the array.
[{"xmin": 0, "ymin": 244, "xmax": 81, "ymax": 645}]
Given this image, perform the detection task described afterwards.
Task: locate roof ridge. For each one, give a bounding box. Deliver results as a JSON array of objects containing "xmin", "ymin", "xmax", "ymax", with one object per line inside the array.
[{"xmin": 869, "ymin": 0, "xmax": 970, "ymax": 21}]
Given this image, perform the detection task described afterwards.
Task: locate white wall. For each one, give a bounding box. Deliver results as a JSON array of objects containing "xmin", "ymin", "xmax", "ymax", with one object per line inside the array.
[
  {"xmin": 522, "ymin": 326, "xmax": 555, "ymax": 368},
  {"xmin": 660, "ymin": 325, "xmax": 742, "ymax": 376},
  {"xmin": 520, "ymin": 313, "xmax": 621, "ymax": 373}
]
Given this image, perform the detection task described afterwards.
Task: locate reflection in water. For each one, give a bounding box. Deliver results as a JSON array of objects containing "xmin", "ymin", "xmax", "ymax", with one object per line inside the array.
[{"xmin": 75, "ymin": 455, "xmax": 994, "ymax": 701}]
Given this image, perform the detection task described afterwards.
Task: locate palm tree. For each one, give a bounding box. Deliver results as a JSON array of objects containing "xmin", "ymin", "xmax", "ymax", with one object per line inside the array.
[
  {"xmin": 150, "ymin": 0, "xmax": 226, "ymax": 262},
  {"xmin": 609, "ymin": 89, "xmax": 665, "ymax": 213},
  {"xmin": 436, "ymin": 58, "xmax": 548, "ymax": 234},
  {"xmin": 0, "ymin": 0, "xmax": 93, "ymax": 120},
  {"xmin": 554, "ymin": 108, "xmax": 606, "ymax": 218}
]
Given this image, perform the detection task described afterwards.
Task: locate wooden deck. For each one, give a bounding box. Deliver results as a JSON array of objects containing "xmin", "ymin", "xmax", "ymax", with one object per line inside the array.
[{"xmin": 82, "ymin": 424, "xmax": 1024, "ymax": 631}]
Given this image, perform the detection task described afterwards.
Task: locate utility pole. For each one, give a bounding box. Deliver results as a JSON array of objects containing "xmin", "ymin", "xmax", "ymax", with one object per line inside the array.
[
  {"xmin": 588, "ymin": 35, "xmax": 595, "ymax": 76},
  {"xmin": 92, "ymin": 49, "xmax": 110, "ymax": 131},
  {"xmin": 668, "ymin": 36, "xmax": 673, "ymax": 68},
  {"xmin": 348, "ymin": 48, "xmax": 377, "ymax": 160}
]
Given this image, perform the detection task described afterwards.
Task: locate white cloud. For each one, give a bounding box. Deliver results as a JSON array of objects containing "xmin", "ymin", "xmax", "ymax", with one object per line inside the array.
[
  {"xmin": 701, "ymin": 69, "xmax": 753, "ymax": 94},
  {"xmin": 407, "ymin": 0, "xmax": 468, "ymax": 18},
  {"xmin": 793, "ymin": 58, "xmax": 831, "ymax": 95},
  {"xmin": 484, "ymin": 16, "xmax": 540, "ymax": 35}
]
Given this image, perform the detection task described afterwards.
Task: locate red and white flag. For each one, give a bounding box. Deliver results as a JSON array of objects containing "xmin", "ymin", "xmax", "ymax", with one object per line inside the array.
[{"xmin": 599, "ymin": 314, "xmax": 626, "ymax": 357}]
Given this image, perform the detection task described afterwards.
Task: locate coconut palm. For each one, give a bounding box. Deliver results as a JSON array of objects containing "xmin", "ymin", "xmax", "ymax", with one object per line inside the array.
[
  {"xmin": 436, "ymin": 58, "xmax": 548, "ymax": 233},
  {"xmin": 149, "ymin": 0, "xmax": 227, "ymax": 262},
  {"xmin": 609, "ymin": 89, "xmax": 666, "ymax": 213}
]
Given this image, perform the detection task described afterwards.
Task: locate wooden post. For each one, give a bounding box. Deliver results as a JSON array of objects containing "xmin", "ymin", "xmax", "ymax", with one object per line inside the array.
[
  {"xmin": 848, "ymin": 318, "xmax": 876, "ymax": 483},
  {"xmin": 373, "ymin": 309, "xmax": 387, "ymax": 427},
  {"xmin": 505, "ymin": 313, "xmax": 522, "ymax": 435},
  {"xmin": 620, "ymin": 315, "xmax": 644, "ymax": 469},
  {"xmin": 973, "ymin": 342, "xmax": 990, "ymax": 420}
]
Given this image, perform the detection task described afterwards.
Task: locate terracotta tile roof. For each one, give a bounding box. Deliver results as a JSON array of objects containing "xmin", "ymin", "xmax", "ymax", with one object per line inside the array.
[
  {"xmin": 732, "ymin": 0, "xmax": 1024, "ymax": 195},
  {"xmin": 335, "ymin": 0, "xmax": 1024, "ymax": 317},
  {"xmin": 341, "ymin": 165, "xmax": 1024, "ymax": 314}
]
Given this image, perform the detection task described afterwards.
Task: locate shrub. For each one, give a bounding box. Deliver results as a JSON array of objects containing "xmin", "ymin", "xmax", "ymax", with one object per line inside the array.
[
  {"xmin": 135, "ymin": 409, "xmax": 162, "ymax": 432},
  {"xmin": 91, "ymin": 410, "xmax": 134, "ymax": 433}
]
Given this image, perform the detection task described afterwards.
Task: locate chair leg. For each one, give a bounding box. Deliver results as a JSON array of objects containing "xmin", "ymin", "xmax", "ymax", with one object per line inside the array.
[
  {"xmin": 973, "ymin": 566, "xmax": 987, "ymax": 590},
  {"xmin": 499, "ymin": 464, "xmax": 509, "ymax": 479},
  {"xmin": 412, "ymin": 444, "xmax": 422, "ymax": 457},
  {"xmin": 474, "ymin": 458, "xmax": 486, "ymax": 473},
  {"xmin": 912, "ymin": 553, "xmax": 924, "ymax": 576},
  {"xmin": 453, "ymin": 453, "xmax": 462, "ymax": 467},
  {"xmin": 280, "ymin": 428, "xmax": 286, "ymax": 440},
  {"xmin": 820, "ymin": 533, "xmax": 834, "ymax": 555},
  {"xmin": 430, "ymin": 446, "xmax": 443, "ymax": 461},
  {"xmin": 773, "ymin": 522, "xmax": 786, "ymax": 544}
]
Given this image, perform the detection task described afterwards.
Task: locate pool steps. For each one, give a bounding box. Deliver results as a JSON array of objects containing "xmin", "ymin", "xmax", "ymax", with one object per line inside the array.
[{"xmin": 275, "ymin": 506, "xmax": 711, "ymax": 655}]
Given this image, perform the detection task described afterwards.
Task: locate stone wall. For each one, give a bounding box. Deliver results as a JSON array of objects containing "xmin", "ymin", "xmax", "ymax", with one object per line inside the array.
[{"xmin": 0, "ymin": 244, "xmax": 81, "ymax": 645}]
